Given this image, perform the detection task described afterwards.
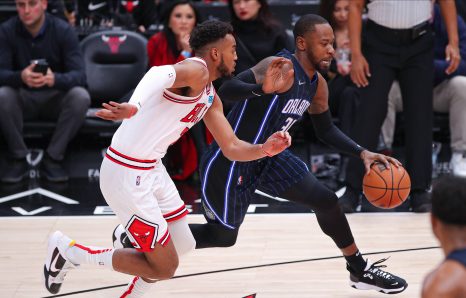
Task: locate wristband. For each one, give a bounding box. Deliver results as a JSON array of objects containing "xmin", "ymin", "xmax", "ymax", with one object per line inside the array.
[
  {"xmin": 260, "ymin": 144, "xmax": 273, "ymax": 157},
  {"xmin": 181, "ymin": 50, "xmax": 192, "ymax": 58},
  {"xmin": 251, "ymin": 84, "xmax": 264, "ymax": 97}
]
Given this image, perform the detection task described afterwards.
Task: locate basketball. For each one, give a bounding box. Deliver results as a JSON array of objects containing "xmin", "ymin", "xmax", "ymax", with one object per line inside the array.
[{"xmin": 362, "ymin": 162, "xmax": 411, "ymax": 209}]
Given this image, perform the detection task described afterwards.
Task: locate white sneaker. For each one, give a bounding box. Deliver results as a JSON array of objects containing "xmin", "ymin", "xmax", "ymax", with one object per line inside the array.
[
  {"xmin": 43, "ymin": 231, "xmax": 77, "ymax": 294},
  {"xmin": 451, "ymin": 152, "xmax": 466, "ymax": 177}
]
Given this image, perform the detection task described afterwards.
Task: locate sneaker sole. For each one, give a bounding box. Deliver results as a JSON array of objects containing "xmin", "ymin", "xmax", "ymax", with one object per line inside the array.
[{"xmin": 350, "ymin": 281, "xmax": 408, "ymax": 294}]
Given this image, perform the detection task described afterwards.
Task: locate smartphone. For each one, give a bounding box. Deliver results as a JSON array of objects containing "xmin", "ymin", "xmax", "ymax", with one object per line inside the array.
[{"xmin": 32, "ymin": 59, "xmax": 49, "ymax": 75}]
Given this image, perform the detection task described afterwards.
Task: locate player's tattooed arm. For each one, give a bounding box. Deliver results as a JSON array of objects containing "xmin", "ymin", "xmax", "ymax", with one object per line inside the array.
[
  {"xmin": 204, "ymin": 94, "xmax": 291, "ymax": 161},
  {"xmin": 218, "ymin": 57, "xmax": 293, "ymax": 101}
]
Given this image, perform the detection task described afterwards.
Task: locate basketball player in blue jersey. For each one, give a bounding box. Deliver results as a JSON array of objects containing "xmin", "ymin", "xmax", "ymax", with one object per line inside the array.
[
  {"xmin": 114, "ymin": 14, "xmax": 408, "ymax": 294},
  {"xmin": 422, "ymin": 176, "xmax": 466, "ymax": 298},
  {"xmin": 189, "ymin": 14, "xmax": 408, "ymax": 294}
]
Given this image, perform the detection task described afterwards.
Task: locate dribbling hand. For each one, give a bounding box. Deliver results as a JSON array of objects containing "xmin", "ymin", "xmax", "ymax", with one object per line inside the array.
[
  {"xmin": 360, "ymin": 150, "xmax": 402, "ymax": 175},
  {"xmin": 95, "ymin": 101, "xmax": 138, "ymax": 121},
  {"xmin": 261, "ymin": 131, "xmax": 292, "ymax": 157}
]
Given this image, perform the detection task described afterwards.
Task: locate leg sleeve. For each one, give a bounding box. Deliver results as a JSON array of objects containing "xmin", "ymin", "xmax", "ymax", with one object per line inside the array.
[{"xmin": 168, "ymin": 217, "xmax": 196, "ymax": 257}]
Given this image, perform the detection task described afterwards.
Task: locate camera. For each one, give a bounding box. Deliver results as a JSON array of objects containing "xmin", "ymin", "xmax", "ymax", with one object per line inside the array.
[{"xmin": 32, "ymin": 59, "xmax": 49, "ymax": 75}]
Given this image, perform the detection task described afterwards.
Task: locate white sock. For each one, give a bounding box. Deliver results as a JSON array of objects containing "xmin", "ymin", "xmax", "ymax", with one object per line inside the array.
[
  {"xmin": 65, "ymin": 240, "xmax": 114, "ymax": 270},
  {"xmin": 120, "ymin": 276, "xmax": 154, "ymax": 298}
]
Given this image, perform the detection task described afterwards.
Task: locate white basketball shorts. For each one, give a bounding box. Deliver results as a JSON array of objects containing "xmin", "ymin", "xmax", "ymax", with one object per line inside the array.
[{"xmin": 100, "ymin": 146, "xmax": 188, "ymax": 252}]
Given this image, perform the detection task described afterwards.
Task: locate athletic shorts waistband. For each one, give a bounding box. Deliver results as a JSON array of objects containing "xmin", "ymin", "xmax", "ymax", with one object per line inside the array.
[{"xmin": 105, "ymin": 147, "xmax": 158, "ymax": 170}]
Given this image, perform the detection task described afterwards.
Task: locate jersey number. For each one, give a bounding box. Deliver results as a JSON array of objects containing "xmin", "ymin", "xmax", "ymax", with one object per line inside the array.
[{"xmin": 281, "ymin": 117, "xmax": 297, "ymax": 132}]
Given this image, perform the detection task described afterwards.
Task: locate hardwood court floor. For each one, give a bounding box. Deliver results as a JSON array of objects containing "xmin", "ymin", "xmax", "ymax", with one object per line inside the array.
[{"xmin": 1, "ymin": 214, "xmax": 440, "ymax": 298}]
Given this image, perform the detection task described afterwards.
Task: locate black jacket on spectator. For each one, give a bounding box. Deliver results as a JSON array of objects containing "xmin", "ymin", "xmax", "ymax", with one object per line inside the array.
[
  {"xmin": 0, "ymin": 13, "xmax": 86, "ymax": 91},
  {"xmin": 233, "ymin": 19, "xmax": 289, "ymax": 74}
]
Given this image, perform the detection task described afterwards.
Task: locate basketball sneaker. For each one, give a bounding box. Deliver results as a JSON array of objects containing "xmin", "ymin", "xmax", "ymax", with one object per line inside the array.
[
  {"xmin": 347, "ymin": 257, "xmax": 407, "ymax": 294},
  {"xmin": 44, "ymin": 231, "xmax": 78, "ymax": 294},
  {"xmin": 112, "ymin": 224, "xmax": 133, "ymax": 249}
]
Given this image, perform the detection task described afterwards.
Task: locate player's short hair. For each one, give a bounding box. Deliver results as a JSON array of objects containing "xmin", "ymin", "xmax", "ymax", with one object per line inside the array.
[
  {"xmin": 293, "ymin": 14, "xmax": 329, "ymax": 40},
  {"xmin": 189, "ymin": 20, "xmax": 234, "ymax": 52},
  {"xmin": 432, "ymin": 176, "xmax": 466, "ymax": 226}
]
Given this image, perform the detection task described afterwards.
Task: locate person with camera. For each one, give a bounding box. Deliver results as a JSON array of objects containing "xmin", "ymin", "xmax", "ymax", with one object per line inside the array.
[{"xmin": 0, "ymin": 0, "xmax": 90, "ymax": 183}]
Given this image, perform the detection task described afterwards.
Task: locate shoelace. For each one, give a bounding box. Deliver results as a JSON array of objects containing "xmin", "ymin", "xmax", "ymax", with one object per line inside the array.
[{"xmin": 366, "ymin": 258, "xmax": 394, "ymax": 280}]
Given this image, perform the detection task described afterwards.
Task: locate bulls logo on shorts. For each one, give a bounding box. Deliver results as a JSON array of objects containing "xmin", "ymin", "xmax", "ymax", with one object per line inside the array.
[{"xmin": 125, "ymin": 215, "xmax": 159, "ymax": 252}]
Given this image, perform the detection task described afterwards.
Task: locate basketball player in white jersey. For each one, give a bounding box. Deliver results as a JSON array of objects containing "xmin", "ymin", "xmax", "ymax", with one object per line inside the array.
[{"xmin": 43, "ymin": 20, "xmax": 292, "ymax": 297}]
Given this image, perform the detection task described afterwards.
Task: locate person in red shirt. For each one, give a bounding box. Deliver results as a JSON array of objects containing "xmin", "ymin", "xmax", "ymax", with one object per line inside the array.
[
  {"xmin": 147, "ymin": 0, "xmax": 200, "ymax": 67},
  {"xmin": 147, "ymin": 0, "xmax": 204, "ymax": 180}
]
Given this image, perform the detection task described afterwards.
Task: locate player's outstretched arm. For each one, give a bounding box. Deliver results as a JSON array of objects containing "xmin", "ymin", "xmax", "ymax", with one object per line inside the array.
[
  {"xmin": 96, "ymin": 60, "xmax": 208, "ymax": 121},
  {"xmin": 203, "ymin": 95, "xmax": 291, "ymax": 161},
  {"xmin": 218, "ymin": 57, "xmax": 294, "ymax": 102}
]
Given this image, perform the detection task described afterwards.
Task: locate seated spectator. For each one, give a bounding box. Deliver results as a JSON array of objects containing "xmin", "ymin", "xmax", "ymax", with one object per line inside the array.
[
  {"xmin": 227, "ymin": 0, "xmax": 289, "ymax": 75},
  {"xmin": 0, "ymin": 0, "xmax": 90, "ymax": 183},
  {"xmin": 381, "ymin": 4, "xmax": 466, "ymax": 177},
  {"xmin": 147, "ymin": 0, "xmax": 200, "ymax": 66},
  {"xmin": 147, "ymin": 0, "xmax": 205, "ymax": 180},
  {"xmin": 217, "ymin": 0, "xmax": 289, "ymax": 115},
  {"xmin": 422, "ymin": 176, "xmax": 466, "ymax": 298}
]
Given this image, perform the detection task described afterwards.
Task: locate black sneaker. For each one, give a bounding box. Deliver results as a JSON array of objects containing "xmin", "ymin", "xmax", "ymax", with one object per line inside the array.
[
  {"xmin": 339, "ymin": 186, "xmax": 360, "ymax": 213},
  {"xmin": 44, "ymin": 231, "xmax": 77, "ymax": 294},
  {"xmin": 347, "ymin": 258, "xmax": 408, "ymax": 294},
  {"xmin": 112, "ymin": 224, "xmax": 133, "ymax": 249}
]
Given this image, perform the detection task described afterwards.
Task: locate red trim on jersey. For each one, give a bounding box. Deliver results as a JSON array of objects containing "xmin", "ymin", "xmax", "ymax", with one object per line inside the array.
[
  {"xmin": 121, "ymin": 276, "xmax": 139, "ymax": 298},
  {"xmin": 163, "ymin": 91, "xmax": 203, "ymax": 104},
  {"xmin": 74, "ymin": 243, "xmax": 113, "ymax": 254},
  {"xmin": 105, "ymin": 153, "xmax": 155, "ymax": 170},
  {"xmin": 109, "ymin": 147, "xmax": 156, "ymax": 163},
  {"xmin": 188, "ymin": 57, "xmax": 208, "ymax": 68},
  {"xmin": 163, "ymin": 205, "xmax": 189, "ymax": 222}
]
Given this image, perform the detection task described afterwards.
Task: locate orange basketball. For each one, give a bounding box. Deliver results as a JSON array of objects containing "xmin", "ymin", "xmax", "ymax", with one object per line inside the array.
[{"xmin": 362, "ymin": 162, "xmax": 411, "ymax": 209}]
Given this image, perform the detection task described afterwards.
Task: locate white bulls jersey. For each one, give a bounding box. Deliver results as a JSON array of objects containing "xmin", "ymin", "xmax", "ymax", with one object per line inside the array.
[{"xmin": 109, "ymin": 57, "xmax": 215, "ymax": 161}]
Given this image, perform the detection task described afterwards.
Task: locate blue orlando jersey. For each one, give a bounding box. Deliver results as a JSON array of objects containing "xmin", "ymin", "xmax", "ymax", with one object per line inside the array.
[
  {"xmin": 225, "ymin": 49, "xmax": 318, "ymax": 144},
  {"xmin": 200, "ymin": 49, "xmax": 319, "ymax": 228}
]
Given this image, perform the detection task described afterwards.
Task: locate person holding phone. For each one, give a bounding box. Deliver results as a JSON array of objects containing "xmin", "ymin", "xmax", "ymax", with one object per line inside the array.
[{"xmin": 0, "ymin": 0, "xmax": 90, "ymax": 183}]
